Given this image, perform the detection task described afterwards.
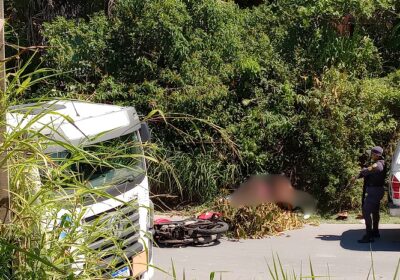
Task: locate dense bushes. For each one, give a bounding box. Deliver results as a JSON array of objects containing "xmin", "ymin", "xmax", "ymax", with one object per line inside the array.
[{"xmin": 11, "ymin": 0, "xmax": 400, "ymax": 211}]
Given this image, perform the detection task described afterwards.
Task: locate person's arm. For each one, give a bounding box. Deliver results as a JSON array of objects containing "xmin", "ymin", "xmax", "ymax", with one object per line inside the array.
[{"xmin": 358, "ymin": 161, "xmax": 384, "ymax": 178}]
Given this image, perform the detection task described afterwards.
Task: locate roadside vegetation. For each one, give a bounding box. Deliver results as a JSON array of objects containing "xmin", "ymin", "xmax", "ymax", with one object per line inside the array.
[
  {"xmin": 214, "ymin": 200, "xmax": 302, "ymax": 238},
  {"xmin": 0, "ymin": 0, "xmax": 400, "ymax": 279},
  {"xmin": 7, "ymin": 0, "xmax": 400, "ymax": 213}
]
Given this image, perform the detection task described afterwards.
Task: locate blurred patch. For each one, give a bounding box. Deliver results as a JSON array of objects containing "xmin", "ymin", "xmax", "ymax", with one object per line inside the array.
[{"xmin": 228, "ymin": 174, "xmax": 317, "ymax": 216}]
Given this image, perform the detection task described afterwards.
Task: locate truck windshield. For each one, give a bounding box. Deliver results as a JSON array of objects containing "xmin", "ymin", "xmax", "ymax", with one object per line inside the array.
[{"xmin": 50, "ymin": 131, "xmax": 144, "ymax": 188}]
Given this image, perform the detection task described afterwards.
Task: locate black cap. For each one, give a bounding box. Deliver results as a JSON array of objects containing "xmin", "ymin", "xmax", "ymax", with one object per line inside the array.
[{"xmin": 371, "ymin": 146, "xmax": 383, "ymax": 156}]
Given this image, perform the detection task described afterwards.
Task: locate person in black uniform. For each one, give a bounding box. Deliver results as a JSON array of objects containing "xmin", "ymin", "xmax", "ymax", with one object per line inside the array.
[{"xmin": 352, "ymin": 146, "xmax": 386, "ymax": 243}]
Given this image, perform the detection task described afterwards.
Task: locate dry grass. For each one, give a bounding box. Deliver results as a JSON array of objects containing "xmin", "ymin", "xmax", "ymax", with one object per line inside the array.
[{"xmin": 213, "ymin": 198, "xmax": 303, "ymax": 239}]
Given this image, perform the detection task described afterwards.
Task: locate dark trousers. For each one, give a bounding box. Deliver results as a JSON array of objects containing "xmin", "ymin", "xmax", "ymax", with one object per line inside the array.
[
  {"xmin": 361, "ymin": 185, "xmax": 366, "ymax": 208},
  {"xmin": 362, "ymin": 187, "xmax": 384, "ymax": 235}
]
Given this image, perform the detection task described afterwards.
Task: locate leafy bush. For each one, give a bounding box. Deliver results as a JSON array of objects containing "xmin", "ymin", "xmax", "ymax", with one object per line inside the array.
[{"xmin": 10, "ymin": 0, "xmax": 400, "ymax": 212}]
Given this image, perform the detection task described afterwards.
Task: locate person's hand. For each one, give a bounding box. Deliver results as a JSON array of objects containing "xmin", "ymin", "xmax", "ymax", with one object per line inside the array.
[{"xmin": 350, "ymin": 176, "xmax": 357, "ymax": 185}]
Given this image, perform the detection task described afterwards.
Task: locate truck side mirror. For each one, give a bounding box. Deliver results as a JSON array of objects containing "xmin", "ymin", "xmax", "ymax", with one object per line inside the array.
[{"xmin": 139, "ymin": 122, "xmax": 151, "ymax": 143}]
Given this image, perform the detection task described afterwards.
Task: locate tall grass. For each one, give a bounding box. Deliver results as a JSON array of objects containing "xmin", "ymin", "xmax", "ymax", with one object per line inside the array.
[
  {"xmin": 150, "ymin": 150, "xmax": 240, "ymax": 204},
  {"xmin": 145, "ymin": 112, "xmax": 240, "ymax": 206},
  {"xmin": 0, "ymin": 62, "xmax": 155, "ymax": 279},
  {"xmin": 165, "ymin": 254, "xmax": 400, "ymax": 280}
]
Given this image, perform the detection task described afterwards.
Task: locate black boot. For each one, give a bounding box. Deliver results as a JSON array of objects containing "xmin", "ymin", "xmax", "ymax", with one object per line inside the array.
[
  {"xmin": 372, "ymin": 212, "xmax": 380, "ymax": 238},
  {"xmin": 372, "ymin": 230, "xmax": 380, "ymax": 238},
  {"xmin": 358, "ymin": 234, "xmax": 374, "ymax": 243}
]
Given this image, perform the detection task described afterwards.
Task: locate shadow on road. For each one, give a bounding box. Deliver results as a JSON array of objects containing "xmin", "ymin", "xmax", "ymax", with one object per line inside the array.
[{"xmin": 316, "ymin": 228, "xmax": 400, "ymax": 251}]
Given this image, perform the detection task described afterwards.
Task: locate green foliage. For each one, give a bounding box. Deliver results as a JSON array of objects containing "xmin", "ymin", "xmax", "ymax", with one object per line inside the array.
[
  {"xmin": 289, "ymin": 70, "xmax": 399, "ymax": 210},
  {"xmin": 151, "ymin": 149, "xmax": 240, "ymax": 203},
  {"xmin": 15, "ymin": 0, "xmax": 400, "ymax": 211},
  {"xmin": 43, "ymin": 15, "xmax": 111, "ymax": 81}
]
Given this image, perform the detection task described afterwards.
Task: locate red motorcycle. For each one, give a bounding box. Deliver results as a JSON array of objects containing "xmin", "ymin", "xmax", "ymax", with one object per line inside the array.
[{"xmin": 154, "ymin": 212, "xmax": 229, "ymax": 246}]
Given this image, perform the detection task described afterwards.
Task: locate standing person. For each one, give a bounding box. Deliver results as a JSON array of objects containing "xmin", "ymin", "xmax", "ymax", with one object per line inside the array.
[
  {"xmin": 356, "ymin": 170, "xmax": 367, "ymax": 220},
  {"xmin": 352, "ymin": 146, "xmax": 386, "ymax": 243}
]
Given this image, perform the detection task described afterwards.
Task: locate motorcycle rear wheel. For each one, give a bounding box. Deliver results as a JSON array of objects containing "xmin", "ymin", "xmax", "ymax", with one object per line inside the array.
[{"xmin": 192, "ymin": 221, "xmax": 229, "ymax": 235}]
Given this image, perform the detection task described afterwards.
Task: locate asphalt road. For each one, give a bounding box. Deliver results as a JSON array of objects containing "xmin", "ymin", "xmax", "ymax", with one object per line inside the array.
[{"xmin": 153, "ymin": 224, "xmax": 400, "ymax": 280}]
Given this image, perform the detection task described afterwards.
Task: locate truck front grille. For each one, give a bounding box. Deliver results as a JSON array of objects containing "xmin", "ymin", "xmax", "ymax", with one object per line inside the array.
[{"xmin": 84, "ymin": 201, "xmax": 144, "ymax": 271}]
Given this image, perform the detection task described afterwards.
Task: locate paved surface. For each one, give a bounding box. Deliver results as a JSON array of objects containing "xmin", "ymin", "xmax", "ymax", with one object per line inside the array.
[{"xmin": 153, "ymin": 224, "xmax": 400, "ymax": 280}]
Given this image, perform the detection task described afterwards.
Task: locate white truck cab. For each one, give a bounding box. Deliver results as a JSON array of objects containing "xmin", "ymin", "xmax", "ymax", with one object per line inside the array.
[{"xmin": 6, "ymin": 100, "xmax": 154, "ymax": 279}]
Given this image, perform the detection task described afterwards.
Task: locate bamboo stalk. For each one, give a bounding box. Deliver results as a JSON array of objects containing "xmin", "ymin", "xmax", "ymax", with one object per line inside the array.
[{"xmin": 0, "ymin": 0, "xmax": 10, "ymax": 223}]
